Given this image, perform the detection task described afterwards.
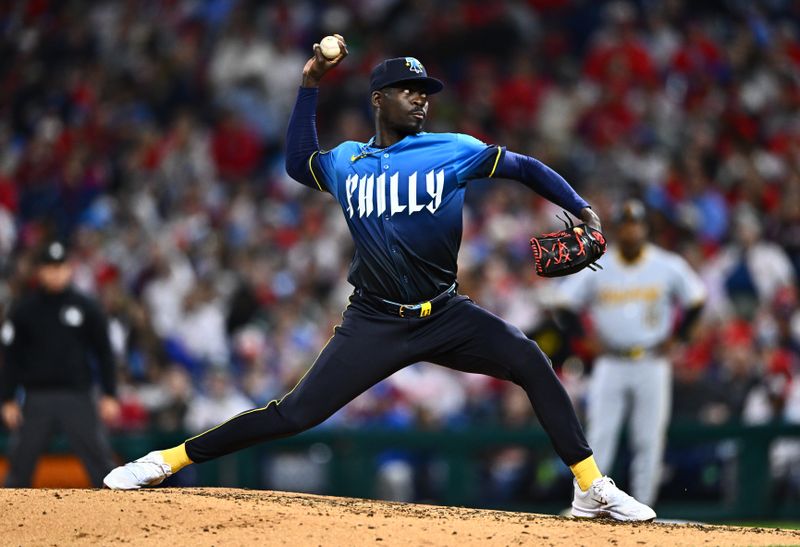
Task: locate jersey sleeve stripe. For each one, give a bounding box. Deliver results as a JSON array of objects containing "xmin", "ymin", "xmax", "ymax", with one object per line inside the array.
[
  {"xmin": 487, "ymin": 146, "xmax": 502, "ymax": 178},
  {"xmin": 308, "ymin": 151, "xmax": 325, "ymax": 192}
]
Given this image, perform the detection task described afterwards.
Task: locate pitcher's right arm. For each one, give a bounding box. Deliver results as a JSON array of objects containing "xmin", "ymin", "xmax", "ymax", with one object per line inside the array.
[{"xmin": 284, "ymin": 35, "xmax": 348, "ymax": 191}]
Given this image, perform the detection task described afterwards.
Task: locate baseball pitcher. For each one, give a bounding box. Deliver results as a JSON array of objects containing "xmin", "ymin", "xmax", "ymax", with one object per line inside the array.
[{"xmin": 104, "ymin": 37, "xmax": 655, "ymax": 521}]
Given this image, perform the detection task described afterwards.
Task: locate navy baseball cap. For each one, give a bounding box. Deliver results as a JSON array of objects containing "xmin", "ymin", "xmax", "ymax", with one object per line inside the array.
[
  {"xmin": 37, "ymin": 240, "xmax": 68, "ymax": 265},
  {"xmin": 369, "ymin": 57, "xmax": 444, "ymax": 94}
]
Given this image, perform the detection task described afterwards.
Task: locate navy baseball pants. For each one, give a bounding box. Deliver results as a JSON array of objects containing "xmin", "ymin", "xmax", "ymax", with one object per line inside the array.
[{"xmin": 185, "ymin": 292, "xmax": 592, "ymax": 466}]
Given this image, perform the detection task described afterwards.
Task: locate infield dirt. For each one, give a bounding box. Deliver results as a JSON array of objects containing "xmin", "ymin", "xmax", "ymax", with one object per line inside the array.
[{"xmin": 1, "ymin": 488, "xmax": 798, "ymax": 546}]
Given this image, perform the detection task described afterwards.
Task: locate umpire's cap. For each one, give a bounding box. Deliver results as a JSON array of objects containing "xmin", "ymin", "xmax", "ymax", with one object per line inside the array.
[
  {"xmin": 36, "ymin": 240, "xmax": 68, "ymax": 265},
  {"xmin": 369, "ymin": 57, "xmax": 444, "ymax": 94},
  {"xmin": 615, "ymin": 199, "xmax": 647, "ymax": 224}
]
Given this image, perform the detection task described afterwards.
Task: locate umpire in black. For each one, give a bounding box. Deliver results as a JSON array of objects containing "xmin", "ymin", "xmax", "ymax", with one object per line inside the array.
[{"xmin": 0, "ymin": 241, "xmax": 119, "ymax": 487}]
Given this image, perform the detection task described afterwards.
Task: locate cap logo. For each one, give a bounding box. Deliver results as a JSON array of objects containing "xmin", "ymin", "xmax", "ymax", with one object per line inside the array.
[{"xmin": 404, "ymin": 57, "xmax": 424, "ymax": 74}]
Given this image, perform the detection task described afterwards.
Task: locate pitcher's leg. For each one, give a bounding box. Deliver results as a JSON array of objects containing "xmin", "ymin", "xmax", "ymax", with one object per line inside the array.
[
  {"xmin": 105, "ymin": 299, "xmax": 414, "ymax": 490},
  {"xmin": 586, "ymin": 358, "xmax": 629, "ymax": 475},
  {"xmin": 186, "ymin": 331, "xmax": 407, "ymax": 462},
  {"xmin": 628, "ymin": 360, "xmax": 671, "ymax": 506},
  {"xmin": 426, "ymin": 299, "xmax": 591, "ymax": 466},
  {"xmin": 423, "ymin": 298, "xmax": 656, "ymax": 521}
]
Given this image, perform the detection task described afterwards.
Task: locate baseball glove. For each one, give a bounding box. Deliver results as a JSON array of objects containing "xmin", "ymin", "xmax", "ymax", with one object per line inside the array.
[{"xmin": 530, "ymin": 213, "xmax": 607, "ymax": 278}]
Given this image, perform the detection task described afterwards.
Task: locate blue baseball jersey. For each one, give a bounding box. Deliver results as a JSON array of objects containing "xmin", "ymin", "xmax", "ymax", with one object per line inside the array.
[{"xmin": 308, "ymin": 133, "xmax": 502, "ymax": 303}]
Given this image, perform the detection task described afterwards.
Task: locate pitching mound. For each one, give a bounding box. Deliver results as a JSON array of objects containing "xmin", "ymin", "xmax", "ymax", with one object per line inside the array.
[{"xmin": 2, "ymin": 488, "xmax": 798, "ymax": 546}]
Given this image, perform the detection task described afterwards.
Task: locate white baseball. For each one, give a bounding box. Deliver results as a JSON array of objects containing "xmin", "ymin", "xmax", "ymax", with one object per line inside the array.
[{"xmin": 319, "ymin": 36, "xmax": 341, "ymax": 60}]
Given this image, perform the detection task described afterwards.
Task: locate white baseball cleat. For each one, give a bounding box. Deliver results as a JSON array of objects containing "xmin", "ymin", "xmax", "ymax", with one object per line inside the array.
[
  {"xmin": 571, "ymin": 476, "xmax": 656, "ymax": 522},
  {"xmin": 103, "ymin": 451, "xmax": 173, "ymax": 490}
]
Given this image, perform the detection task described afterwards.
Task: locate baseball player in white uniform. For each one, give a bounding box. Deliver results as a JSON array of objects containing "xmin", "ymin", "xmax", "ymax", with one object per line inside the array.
[{"xmin": 553, "ymin": 199, "xmax": 706, "ymax": 506}]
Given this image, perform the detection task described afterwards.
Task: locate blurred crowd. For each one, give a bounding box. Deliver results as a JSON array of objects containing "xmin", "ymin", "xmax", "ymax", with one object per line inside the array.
[{"xmin": 0, "ymin": 0, "xmax": 799, "ymax": 471}]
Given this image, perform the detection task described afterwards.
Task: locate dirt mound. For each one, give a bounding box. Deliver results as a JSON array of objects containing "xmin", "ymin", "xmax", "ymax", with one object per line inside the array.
[{"xmin": 1, "ymin": 488, "xmax": 798, "ymax": 546}]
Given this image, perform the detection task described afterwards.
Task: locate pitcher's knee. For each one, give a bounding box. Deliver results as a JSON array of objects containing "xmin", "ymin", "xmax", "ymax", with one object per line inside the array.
[
  {"xmin": 512, "ymin": 339, "xmax": 552, "ymax": 368},
  {"xmin": 274, "ymin": 401, "xmax": 325, "ymax": 435},
  {"xmin": 529, "ymin": 341, "xmax": 554, "ymax": 365},
  {"xmin": 503, "ymin": 340, "xmax": 556, "ymax": 385}
]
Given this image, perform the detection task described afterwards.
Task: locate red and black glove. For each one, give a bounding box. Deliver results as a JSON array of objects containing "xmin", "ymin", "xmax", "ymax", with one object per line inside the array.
[{"xmin": 531, "ymin": 214, "xmax": 607, "ymax": 278}]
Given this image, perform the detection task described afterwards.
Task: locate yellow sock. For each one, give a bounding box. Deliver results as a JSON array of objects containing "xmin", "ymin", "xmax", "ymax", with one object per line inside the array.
[
  {"xmin": 160, "ymin": 443, "xmax": 193, "ymax": 472},
  {"xmin": 570, "ymin": 455, "xmax": 602, "ymax": 491}
]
